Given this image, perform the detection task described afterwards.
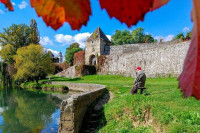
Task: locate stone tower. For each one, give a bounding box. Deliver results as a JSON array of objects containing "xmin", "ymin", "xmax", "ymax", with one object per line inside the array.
[
  {"xmin": 58, "ymin": 52, "xmax": 63, "ymax": 63},
  {"xmin": 85, "ymin": 27, "xmax": 111, "ymax": 65}
]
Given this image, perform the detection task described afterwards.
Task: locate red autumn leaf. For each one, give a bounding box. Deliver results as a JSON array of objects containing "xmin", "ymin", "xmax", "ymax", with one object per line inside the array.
[
  {"xmin": 151, "ymin": 0, "xmax": 169, "ymax": 11},
  {"xmin": 30, "ymin": 0, "xmax": 91, "ymax": 30},
  {"xmin": 178, "ymin": 0, "xmax": 200, "ymax": 99},
  {"xmin": 99, "ymin": 0, "xmax": 169, "ymax": 27},
  {"xmin": 0, "ymin": 0, "xmax": 14, "ymax": 11}
]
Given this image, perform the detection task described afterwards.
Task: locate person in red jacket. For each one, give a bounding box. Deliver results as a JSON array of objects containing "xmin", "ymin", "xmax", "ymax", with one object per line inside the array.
[{"xmin": 130, "ymin": 67, "xmax": 146, "ymax": 94}]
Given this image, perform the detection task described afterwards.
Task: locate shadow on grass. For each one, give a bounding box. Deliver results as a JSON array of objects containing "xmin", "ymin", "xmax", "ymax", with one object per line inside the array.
[{"xmin": 80, "ymin": 89, "xmax": 109, "ymax": 133}]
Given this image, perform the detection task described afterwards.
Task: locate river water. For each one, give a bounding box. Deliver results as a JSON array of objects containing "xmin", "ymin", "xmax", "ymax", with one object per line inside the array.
[{"xmin": 0, "ymin": 88, "xmax": 65, "ymax": 133}]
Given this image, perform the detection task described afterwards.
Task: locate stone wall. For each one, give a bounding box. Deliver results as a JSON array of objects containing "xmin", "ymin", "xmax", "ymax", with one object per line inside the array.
[
  {"xmin": 99, "ymin": 41, "xmax": 190, "ymax": 77},
  {"xmin": 55, "ymin": 66, "xmax": 76, "ymax": 78},
  {"xmin": 52, "ymin": 82, "xmax": 106, "ymax": 133},
  {"xmin": 56, "ymin": 41, "xmax": 190, "ymax": 78},
  {"xmin": 105, "ymin": 40, "xmax": 184, "ymax": 55}
]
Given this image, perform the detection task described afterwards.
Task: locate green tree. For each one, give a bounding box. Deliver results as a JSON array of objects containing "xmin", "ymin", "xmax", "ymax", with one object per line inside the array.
[
  {"xmin": 175, "ymin": 32, "xmax": 184, "ymax": 40},
  {"xmin": 67, "ymin": 42, "xmax": 80, "ymax": 50},
  {"xmin": 0, "ymin": 24, "xmax": 32, "ymax": 50},
  {"xmin": 144, "ymin": 34, "xmax": 155, "ymax": 43},
  {"xmin": 111, "ymin": 28, "xmax": 154, "ymax": 45},
  {"xmin": 46, "ymin": 51, "xmax": 54, "ymax": 59},
  {"xmin": 111, "ymin": 30, "xmax": 133, "ymax": 45},
  {"xmin": 65, "ymin": 43, "xmax": 83, "ymax": 66},
  {"xmin": 132, "ymin": 27, "xmax": 146, "ymax": 43},
  {"xmin": 29, "ymin": 19, "xmax": 40, "ymax": 44},
  {"xmin": 0, "ymin": 62, "xmax": 12, "ymax": 88},
  {"xmin": 0, "ymin": 44, "xmax": 15, "ymax": 64},
  {"xmin": 14, "ymin": 44, "xmax": 54, "ymax": 83},
  {"xmin": 185, "ymin": 31, "xmax": 192, "ymax": 40}
]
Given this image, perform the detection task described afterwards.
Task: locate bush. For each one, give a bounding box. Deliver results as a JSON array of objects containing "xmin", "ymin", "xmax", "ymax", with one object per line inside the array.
[
  {"xmin": 185, "ymin": 31, "xmax": 192, "ymax": 40},
  {"xmin": 54, "ymin": 62, "xmax": 69, "ymax": 74},
  {"xmin": 175, "ymin": 33, "xmax": 184, "ymax": 40},
  {"xmin": 75, "ymin": 65, "xmax": 96, "ymax": 77}
]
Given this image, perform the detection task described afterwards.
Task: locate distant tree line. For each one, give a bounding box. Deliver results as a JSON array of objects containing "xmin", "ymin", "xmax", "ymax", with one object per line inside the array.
[
  {"xmin": 111, "ymin": 28, "xmax": 155, "ymax": 45},
  {"xmin": 110, "ymin": 28, "xmax": 192, "ymax": 45},
  {"xmin": 173, "ymin": 31, "xmax": 192, "ymax": 41}
]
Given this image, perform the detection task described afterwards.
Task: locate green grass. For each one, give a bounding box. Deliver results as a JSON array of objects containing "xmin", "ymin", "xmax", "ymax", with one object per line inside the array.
[
  {"xmin": 20, "ymin": 81, "xmax": 67, "ymax": 89},
  {"xmin": 42, "ymin": 75, "xmax": 200, "ymax": 132}
]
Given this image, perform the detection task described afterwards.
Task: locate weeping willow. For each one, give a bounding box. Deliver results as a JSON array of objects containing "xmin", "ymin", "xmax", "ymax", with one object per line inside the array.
[{"xmin": 0, "ymin": 62, "xmax": 12, "ymax": 89}]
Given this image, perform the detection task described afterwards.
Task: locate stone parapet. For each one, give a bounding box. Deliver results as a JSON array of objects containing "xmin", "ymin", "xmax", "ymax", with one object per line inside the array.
[{"xmin": 53, "ymin": 82, "xmax": 106, "ymax": 133}]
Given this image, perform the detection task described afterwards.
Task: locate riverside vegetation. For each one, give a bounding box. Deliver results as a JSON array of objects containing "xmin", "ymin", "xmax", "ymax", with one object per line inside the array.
[{"xmin": 30, "ymin": 74, "xmax": 200, "ymax": 133}]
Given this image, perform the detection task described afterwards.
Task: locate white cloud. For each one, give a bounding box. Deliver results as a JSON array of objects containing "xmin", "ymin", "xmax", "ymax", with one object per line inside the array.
[
  {"xmin": 43, "ymin": 48, "xmax": 60, "ymax": 57},
  {"xmin": 54, "ymin": 33, "xmax": 91, "ymax": 48},
  {"xmin": 54, "ymin": 34, "xmax": 73, "ymax": 44},
  {"xmin": 154, "ymin": 35, "xmax": 174, "ymax": 42},
  {"xmin": 18, "ymin": 1, "xmax": 28, "ymax": 9},
  {"xmin": 164, "ymin": 35, "xmax": 175, "ymax": 42},
  {"xmin": 12, "ymin": 2, "xmax": 16, "ymax": 6},
  {"xmin": 40, "ymin": 37, "xmax": 54, "ymax": 46},
  {"xmin": 183, "ymin": 27, "xmax": 190, "ymax": 33},
  {"xmin": 154, "ymin": 36, "xmax": 163, "ymax": 41},
  {"xmin": 0, "ymin": 9, "xmax": 5, "ymax": 14},
  {"xmin": 73, "ymin": 32, "xmax": 91, "ymax": 48},
  {"xmin": 54, "ymin": 32, "xmax": 112, "ymax": 48},
  {"xmin": 106, "ymin": 35, "xmax": 111, "ymax": 41}
]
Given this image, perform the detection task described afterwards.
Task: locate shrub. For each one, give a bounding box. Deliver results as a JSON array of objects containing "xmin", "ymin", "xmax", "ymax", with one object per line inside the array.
[
  {"xmin": 54, "ymin": 62, "xmax": 69, "ymax": 74},
  {"xmin": 75, "ymin": 65, "xmax": 96, "ymax": 77}
]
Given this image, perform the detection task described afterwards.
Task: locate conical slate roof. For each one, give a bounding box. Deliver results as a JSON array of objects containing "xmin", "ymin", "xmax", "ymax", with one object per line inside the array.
[{"xmin": 87, "ymin": 27, "xmax": 110, "ymax": 42}]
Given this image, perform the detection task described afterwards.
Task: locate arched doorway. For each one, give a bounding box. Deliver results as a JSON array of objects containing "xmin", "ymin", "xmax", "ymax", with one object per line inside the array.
[{"xmin": 89, "ymin": 55, "xmax": 96, "ymax": 65}]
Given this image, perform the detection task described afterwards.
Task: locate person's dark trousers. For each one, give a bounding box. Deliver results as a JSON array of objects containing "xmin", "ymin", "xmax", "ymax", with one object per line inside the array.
[{"xmin": 140, "ymin": 88, "xmax": 144, "ymax": 94}]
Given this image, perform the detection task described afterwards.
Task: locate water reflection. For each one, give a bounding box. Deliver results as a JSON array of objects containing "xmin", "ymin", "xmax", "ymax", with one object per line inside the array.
[{"xmin": 0, "ymin": 88, "xmax": 62, "ymax": 133}]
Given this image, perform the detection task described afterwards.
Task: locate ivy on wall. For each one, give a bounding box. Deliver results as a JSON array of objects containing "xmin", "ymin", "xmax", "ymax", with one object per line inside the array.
[
  {"xmin": 73, "ymin": 51, "xmax": 85, "ymax": 65},
  {"xmin": 97, "ymin": 55, "xmax": 107, "ymax": 72}
]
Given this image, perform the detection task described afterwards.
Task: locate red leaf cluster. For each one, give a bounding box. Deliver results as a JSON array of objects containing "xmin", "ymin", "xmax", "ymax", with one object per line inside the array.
[
  {"xmin": 178, "ymin": 0, "xmax": 200, "ymax": 99},
  {"xmin": 73, "ymin": 51, "xmax": 85, "ymax": 66},
  {"xmin": 0, "ymin": 0, "xmax": 13, "ymax": 11},
  {"xmin": 30, "ymin": 0, "xmax": 91, "ymax": 30},
  {"xmin": 99, "ymin": 0, "xmax": 169, "ymax": 27}
]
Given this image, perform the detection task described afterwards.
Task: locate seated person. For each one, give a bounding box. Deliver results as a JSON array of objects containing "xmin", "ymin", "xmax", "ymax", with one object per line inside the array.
[{"xmin": 130, "ymin": 67, "xmax": 146, "ymax": 94}]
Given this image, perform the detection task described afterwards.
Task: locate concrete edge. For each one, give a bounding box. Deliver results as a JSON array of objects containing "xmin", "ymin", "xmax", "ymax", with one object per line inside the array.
[{"xmin": 55, "ymin": 82, "xmax": 106, "ymax": 133}]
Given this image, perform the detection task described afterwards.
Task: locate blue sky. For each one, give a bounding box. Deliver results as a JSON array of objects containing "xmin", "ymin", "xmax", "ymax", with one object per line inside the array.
[{"xmin": 0, "ymin": 0, "xmax": 193, "ymax": 57}]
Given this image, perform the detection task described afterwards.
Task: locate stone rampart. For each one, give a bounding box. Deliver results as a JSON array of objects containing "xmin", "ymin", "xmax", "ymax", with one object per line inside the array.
[
  {"xmin": 52, "ymin": 82, "xmax": 106, "ymax": 133},
  {"xmin": 105, "ymin": 40, "xmax": 185, "ymax": 55},
  {"xmin": 100, "ymin": 41, "xmax": 190, "ymax": 77},
  {"xmin": 55, "ymin": 66, "xmax": 76, "ymax": 78}
]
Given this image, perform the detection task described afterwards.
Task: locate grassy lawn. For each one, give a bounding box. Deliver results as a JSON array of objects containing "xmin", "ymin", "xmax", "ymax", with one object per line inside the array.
[{"xmin": 44, "ymin": 75, "xmax": 200, "ymax": 133}]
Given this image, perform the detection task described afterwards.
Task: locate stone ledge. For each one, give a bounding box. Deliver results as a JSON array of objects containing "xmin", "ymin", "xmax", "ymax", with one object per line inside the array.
[{"xmin": 55, "ymin": 82, "xmax": 106, "ymax": 133}]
